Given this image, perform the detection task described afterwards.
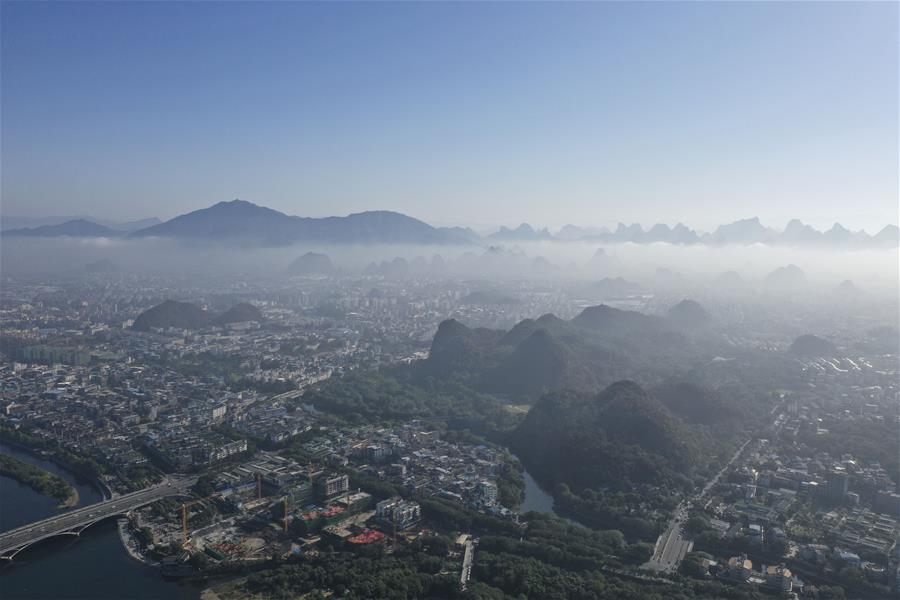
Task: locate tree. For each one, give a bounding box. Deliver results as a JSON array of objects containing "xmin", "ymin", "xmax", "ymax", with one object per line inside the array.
[{"xmin": 621, "ymin": 542, "xmax": 653, "ymax": 565}]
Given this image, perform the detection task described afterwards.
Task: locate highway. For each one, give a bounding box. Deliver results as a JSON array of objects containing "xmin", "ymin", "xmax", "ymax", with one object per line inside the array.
[
  {"xmin": 643, "ymin": 503, "xmax": 693, "ymax": 573},
  {"xmin": 0, "ymin": 475, "xmax": 197, "ymax": 559}
]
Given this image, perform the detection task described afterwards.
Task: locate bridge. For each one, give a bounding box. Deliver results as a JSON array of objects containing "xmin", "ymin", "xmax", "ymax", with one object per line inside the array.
[{"xmin": 0, "ymin": 475, "xmax": 197, "ymax": 560}]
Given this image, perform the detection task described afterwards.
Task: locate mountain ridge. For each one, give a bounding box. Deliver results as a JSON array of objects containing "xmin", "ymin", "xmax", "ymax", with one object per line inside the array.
[{"xmin": 4, "ymin": 201, "xmax": 896, "ymax": 247}]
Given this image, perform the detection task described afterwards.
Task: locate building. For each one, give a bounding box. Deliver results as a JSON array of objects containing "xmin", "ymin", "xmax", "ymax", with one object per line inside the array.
[
  {"xmin": 726, "ymin": 555, "xmax": 753, "ymax": 582},
  {"xmin": 472, "ymin": 480, "xmax": 498, "ymax": 508},
  {"xmin": 282, "ymin": 480, "xmax": 314, "ymax": 506},
  {"xmin": 314, "ymin": 472, "xmax": 349, "ymax": 500},
  {"xmin": 764, "ymin": 565, "xmax": 793, "ymax": 592},
  {"xmin": 875, "ymin": 491, "xmax": 900, "ymax": 517},
  {"xmin": 375, "ymin": 497, "xmax": 421, "ymax": 531},
  {"xmin": 211, "ymin": 404, "xmax": 227, "ymax": 422},
  {"xmin": 819, "ymin": 470, "xmax": 849, "ymax": 503}
]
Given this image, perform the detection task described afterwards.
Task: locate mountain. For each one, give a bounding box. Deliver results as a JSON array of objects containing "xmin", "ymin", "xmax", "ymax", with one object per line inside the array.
[
  {"xmin": 571, "ymin": 304, "xmax": 668, "ymax": 336},
  {"xmin": 3, "ymin": 219, "xmax": 119, "ymax": 238},
  {"xmin": 288, "ymin": 252, "xmax": 336, "ymax": 275},
  {"xmin": 611, "ymin": 223, "xmax": 644, "ymax": 242},
  {"xmin": 764, "ymin": 264, "xmax": 807, "ymax": 289},
  {"xmin": 437, "ymin": 226, "xmax": 481, "ymax": 244},
  {"xmin": 364, "ymin": 256, "xmax": 410, "ymax": 277},
  {"xmin": 513, "ymin": 381, "xmax": 701, "ymax": 492},
  {"xmin": 714, "ymin": 271, "xmax": 746, "ymax": 290},
  {"xmin": 486, "ymin": 328, "xmax": 571, "ymax": 396},
  {"xmin": 833, "ymin": 280, "xmax": 864, "ymax": 301},
  {"xmin": 211, "ymin": 302, "xmax": 263, "ymax": 325},
  {"xmin": 874, "ymin": 224, "xmax": 900, "ymax": 246},
  {"xmin": 640, "ymin": 224, "xmax": 673, "ymax": 243},
  {"xmin": 424, "ymin": 319, "xmax": 505, "ymax": 377},
  {"xmin": 710, "ymin": 217, "xmax": 771, "ymax": 244},
  {"xmin": 667, "ymin": 299, "xmax": 711, "ymax": 329},
  {"xmin": 637, "ymin": 223, "xmax": 700, "ymax": 244},
  {"xmin": 779, "ymin": 219, "xmax": 821, "ymax": 244},
  {"xmin": 110, "ymin": 217, "xmax": 162, "ymax": 232},
  {"xmin": 132, "ymin": 300, "xmax": 210, "ymax": 331},
  {"xmin": 556, "ymin": 224, "xmax": 611, "ymax": 240},
  {"xmin": 822, "ymin": 223, "xmax": 855, "ymax": 244},
  {"xmin": 586, "ymin": 247, "xmax": 611, "ymax": 266},
  {"xmin": 2, "ymin": 215, "xmax": 95, "ymax": 230},
  {"xmin": 488, "ymin": 223, "xmax": 553, "ymax": 241},
  {"xmin": 420, "ymin": 301, "xmax": 710, "ymax": 403},
  {"xmin": 8, "ymin": 204, "xmax": 896, "ymax": 247},
  {"xmin": 1, "ymin": 215, "xmax": 158, "ymax": 231},
  {"xmin": 577, "ymin": 277, "xmax": 642, "ymax": 299},
  {"xmin": 131, "ymin": 200, "xmax": 470, "ymax": 245},
  {"xmin": 789, "ymin": 334, "xmax": 838, "ymax": 357},
  {"xmin": 530, "ymin": 256, "xmax": 560, "ymax": 276},
  {"xmin": 652, "ymin": 382, "xmax": 745, "ymax": 430},
  {"xmin": 670, "ymin": 223, "xmax": 702, "ymax": 244},
  {"xmin": 500, "ymin": 312, "xmax": 561, "ymax": 342}
]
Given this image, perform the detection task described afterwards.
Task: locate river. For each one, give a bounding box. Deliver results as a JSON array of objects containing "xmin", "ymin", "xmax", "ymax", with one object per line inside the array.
[
  {"xmin": 519, "ymin": 466, "xmax": 557, "ymax": 514},
  {"xmin": 0, "ymin": 443, "xmax": 200, "ymax": 600},
  {"xmin": 517, "ymin": 459, "xmax": 585, "ymax": 529}
]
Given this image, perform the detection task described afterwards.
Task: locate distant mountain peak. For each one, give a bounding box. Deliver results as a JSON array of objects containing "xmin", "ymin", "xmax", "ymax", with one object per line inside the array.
[
  {"xmin": 3, "ymin": 219, "xmax": 119, "ymax": 238},
  {"xmin": 131, "ymin": 200, "xmax": 469, "ymax": 245}
]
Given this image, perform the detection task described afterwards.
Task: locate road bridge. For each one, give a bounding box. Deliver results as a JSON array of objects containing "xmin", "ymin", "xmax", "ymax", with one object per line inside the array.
[{"xmin": 0, "ymin": 475, "xmax": 197, "ymax": 560}]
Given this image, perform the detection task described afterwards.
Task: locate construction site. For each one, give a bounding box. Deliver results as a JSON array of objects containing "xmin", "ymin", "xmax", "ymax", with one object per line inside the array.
[{"xmin": 126, "ymin": 453, "xmax": 399, "ymax": 567}]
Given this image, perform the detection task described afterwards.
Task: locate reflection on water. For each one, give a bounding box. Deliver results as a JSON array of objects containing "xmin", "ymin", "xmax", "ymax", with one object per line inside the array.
[
  {"xmin": 521, "ymin": 469, "xmax": 556, "ymax": 513},
  {"xmin": 518, "ymin": 459, "xmax": 556, "ymax": 514}
]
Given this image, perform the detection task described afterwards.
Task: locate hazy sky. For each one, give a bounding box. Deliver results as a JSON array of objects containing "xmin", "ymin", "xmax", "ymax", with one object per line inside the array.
[{"xmin": 2, "ymin": 1, "xmax": 897, "ymax": 232}]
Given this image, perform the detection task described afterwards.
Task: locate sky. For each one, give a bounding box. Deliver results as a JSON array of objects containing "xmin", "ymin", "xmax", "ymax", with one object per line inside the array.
[{"xmin": 2, "ymin": 1, "xmax": 897, "ymax": 233}]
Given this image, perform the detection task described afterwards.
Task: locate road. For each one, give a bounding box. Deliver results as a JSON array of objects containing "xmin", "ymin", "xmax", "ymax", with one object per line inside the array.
[
  {"xmin": 643, "ymin": 503, "xmax": 692, "ymax": 573},
  {"xmin": 643, "ymin": 399, "xmax": 785, "ymax": 574},
  {"xmin": 0, "ymin": 475, "xmax": 196, "ymax": 559},
  {"xmin": 460, "ymin": 539, "xmax": 476, "ymax": 591},
  {"xmin": 643, "ymin": 436, "xmax": 755, "ymax": 573}
]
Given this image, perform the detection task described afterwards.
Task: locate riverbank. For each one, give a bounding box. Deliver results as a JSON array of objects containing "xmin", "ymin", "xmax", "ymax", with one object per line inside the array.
[
  {"xmin": 0, "ymin": 453, "xmax": 79, "ymax": 508},
  {"xmin": 117, "ymin": 518, "xmax": 159, "ymax": 567}
]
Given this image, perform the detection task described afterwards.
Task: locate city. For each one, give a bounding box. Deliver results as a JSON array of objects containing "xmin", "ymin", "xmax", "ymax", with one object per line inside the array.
[{"xmin": 1, "ymin": 2, "xmax": 898, "ymax": 599}]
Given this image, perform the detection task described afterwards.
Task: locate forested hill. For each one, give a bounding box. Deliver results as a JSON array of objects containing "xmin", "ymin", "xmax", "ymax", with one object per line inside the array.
[
  {"xmin": 420, "ymin": 303, "xmax": 712, "ymax": 400},
  {"xmin": 512, "ymin": 381, "xmax": 703, "ymax": 493}
]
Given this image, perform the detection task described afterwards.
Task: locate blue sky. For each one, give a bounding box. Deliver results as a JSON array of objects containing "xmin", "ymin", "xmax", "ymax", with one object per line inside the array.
[{"xmin": 2, "ymin": 1, "xmax": 897, "ymax": 231}]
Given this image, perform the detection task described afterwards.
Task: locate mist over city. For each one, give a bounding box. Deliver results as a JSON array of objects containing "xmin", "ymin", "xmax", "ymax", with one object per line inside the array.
[{"xmin": 1, "ymin": 2, "xmax": 898, "ymax": 600}]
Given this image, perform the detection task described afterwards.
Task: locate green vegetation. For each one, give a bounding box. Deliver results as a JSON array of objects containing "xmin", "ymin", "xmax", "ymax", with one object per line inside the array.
[
  {"xmin": 0, "ymin": 426, "xmax": 104, "ymax": 479},
  {"xmin": 0, "ymin": 453, "xmax": 76, "ymax": 505},
  {"xmin": 132, "ymin": 299, "xmax": 209, "ymax": 331},
  {"xmin": 511, "ymin": 382, "xmax": 723, "ymax": 539},
  {"xmin": 495, "ymin": 455, "xmax": 525, "ymax": 507},
  {"xmin": 554, "ymin": 485, "xmax": 670, "ymax": 540},
  {"xmin": 235, "ymin": 537, "xmax": 461, "ymax": 600},
  {"xmin": 221, "ymin": 507, "xmax": 779, "ymax": 600},
  {"xmin": 301, "ymin": 371, "xmax": 520, "ymax": 433}
]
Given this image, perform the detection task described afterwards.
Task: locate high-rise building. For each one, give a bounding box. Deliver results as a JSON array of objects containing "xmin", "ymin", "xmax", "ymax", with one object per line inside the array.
[
  {"xmin": 818, "ymin": 470, "xmax": 849, "ymax": 503},
  {"xmin": 375, "ymin": 497, "xmax": 421, "ymax": 530},
  {"xmin": 314, "ymin": 472, "xmax": 349, "ymax": 500}
]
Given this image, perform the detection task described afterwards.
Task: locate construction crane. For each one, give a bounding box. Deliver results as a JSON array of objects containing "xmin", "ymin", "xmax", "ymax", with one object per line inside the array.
[{"xmin": 181, "ymin": 493, "xmax": 220, "ymax": 547}]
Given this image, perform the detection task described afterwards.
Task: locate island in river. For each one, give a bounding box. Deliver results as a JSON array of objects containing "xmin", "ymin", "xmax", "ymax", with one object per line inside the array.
[{"xmin": 0, "ymin": 453, "xmax": 79, "ymax": 507}]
